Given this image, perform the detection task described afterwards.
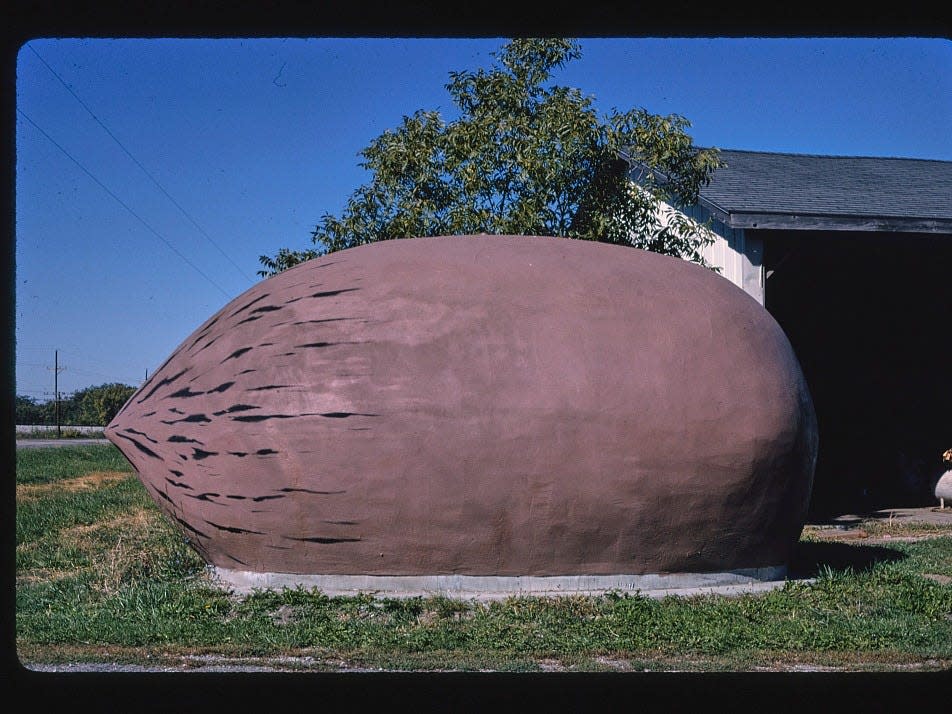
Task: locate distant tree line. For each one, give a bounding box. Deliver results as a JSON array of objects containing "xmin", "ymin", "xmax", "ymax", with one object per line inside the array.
[{"xmin": 15, "ymin": 383, "xmax": 136, "ymax": 427}]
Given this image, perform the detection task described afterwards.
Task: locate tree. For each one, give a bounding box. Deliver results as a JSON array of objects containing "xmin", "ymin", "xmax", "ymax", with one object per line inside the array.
[
  {"xmin": 15, "ymin": 395, "xmax": 47, "ymax": 425},
  {"xmin": 259, "ymin": 38, "xmax": 722, "ymax": 276},
  {"xmin": 73, "ymin": 383, "xmax": 137, "ymax": 426}
]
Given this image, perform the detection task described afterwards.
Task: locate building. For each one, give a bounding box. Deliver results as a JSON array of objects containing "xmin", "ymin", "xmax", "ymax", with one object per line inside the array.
[{"xmin": 629, "ymin": 149, "xmax": 952, "ymax": 516}]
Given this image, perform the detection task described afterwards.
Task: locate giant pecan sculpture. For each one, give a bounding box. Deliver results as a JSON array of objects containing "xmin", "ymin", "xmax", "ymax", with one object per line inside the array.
[{"xmin": 107, "ymin": 235, "xmax": 818, "ymax": 594}]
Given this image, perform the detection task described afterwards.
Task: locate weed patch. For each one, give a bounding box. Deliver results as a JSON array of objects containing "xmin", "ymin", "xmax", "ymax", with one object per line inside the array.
[{"xmin": 17, "ymin": 471, "xmax": 131, "ymax": 502}]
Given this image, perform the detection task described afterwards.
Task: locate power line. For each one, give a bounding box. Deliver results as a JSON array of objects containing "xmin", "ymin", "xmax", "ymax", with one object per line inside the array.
[
  {"xmin": 18, "ymin": 361, "xmax": 141, "ymax": 384},
  {"xmin": 19, "ymin": 346, "xmax": 147, "ymax": 384},
  {"xmin": 23, "ymin": 345, "xmax": 141, "ymax": 374},
  {"xmin": 28, "ymin": 44, "xmax": 255, "ymax": 284},
  {"xmin": 67, "ymin": 368, "xmax": 141, "ymax": 384},
  {"xmin": 17, "ymin": 107, "xmax": 232, "ymax": 300}
]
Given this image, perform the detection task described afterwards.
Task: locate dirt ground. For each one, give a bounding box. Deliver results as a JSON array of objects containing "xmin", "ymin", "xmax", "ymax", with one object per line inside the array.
[{"xmin": 822, "ymin": 505, "xmax": 952, "ymax": 526}]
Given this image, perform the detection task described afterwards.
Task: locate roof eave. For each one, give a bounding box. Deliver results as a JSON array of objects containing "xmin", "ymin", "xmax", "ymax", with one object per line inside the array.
[
  {"xmin": 720, "ymin": 211, "xmax": 952, "ymax": 233},
  {"xmin": 626, "ymin": 158, "xmax": 736, "ymax": 221}
]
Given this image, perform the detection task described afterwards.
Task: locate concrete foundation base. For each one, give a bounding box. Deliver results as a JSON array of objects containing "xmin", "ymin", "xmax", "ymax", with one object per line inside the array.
[{"xmin": 210, "ymin": 565, "xmax": 789, "ymax": 600}]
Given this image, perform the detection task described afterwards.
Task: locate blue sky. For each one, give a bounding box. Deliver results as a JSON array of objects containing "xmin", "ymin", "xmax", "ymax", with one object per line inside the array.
[{"xmin": 14, "ymin": 37, "xmax": 952, "ymax": 400}]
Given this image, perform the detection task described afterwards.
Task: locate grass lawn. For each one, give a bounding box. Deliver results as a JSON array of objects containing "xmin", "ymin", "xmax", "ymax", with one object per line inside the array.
[{"xmin": 15, "ymin": 444, "xmax": 952, "ymax": 673}]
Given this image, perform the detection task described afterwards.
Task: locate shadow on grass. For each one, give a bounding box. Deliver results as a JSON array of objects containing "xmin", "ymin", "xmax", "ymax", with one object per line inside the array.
[{"xmin": 788, "ymin": 540, "xmax": 905, "ymax": 579}]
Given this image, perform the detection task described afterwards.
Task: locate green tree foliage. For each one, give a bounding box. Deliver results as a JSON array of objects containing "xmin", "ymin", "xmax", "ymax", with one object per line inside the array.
[
  {"xmin": 16, "ymin": 394, "xmax": 79, "ymax": 425},
  {"xmin": 73, "ymin": 383, "xmax": 137, "ymax": 426},
  {"xmin": 259, "ymin": 38, "xmax": 722, "ymax": 277},
  {"xmin": 15, "ymin": 395, "xmax": 48, "ymax": 425}
]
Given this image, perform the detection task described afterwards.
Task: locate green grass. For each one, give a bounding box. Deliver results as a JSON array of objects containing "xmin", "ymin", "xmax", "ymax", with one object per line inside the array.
[
  {"xmin": 16, "ymin": 444, "xmax": 132, "ymax": 484},
  {"xmin": 15, "ymin": 445, "xmax": 952, "ymax": 672}
]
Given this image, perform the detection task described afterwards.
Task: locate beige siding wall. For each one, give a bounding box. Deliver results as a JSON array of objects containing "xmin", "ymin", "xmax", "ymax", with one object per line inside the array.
[
  {"xmin": 649, "ymin": 191, "xmax": 765, "ymax": 305},
  {"xmin": 698, "ymin": 228, "xmax": 764, "ymax": 305}
]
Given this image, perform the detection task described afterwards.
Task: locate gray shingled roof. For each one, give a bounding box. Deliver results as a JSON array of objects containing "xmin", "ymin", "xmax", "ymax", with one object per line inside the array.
[{"xmin": 631, "ymin": 148, "xmax": 952, "ymax": 232}]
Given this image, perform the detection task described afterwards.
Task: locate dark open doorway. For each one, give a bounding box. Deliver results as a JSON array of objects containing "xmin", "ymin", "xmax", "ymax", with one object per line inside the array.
[{"xmin": 763, "ymin": 230, "xmax": 952, "ymax": 518}]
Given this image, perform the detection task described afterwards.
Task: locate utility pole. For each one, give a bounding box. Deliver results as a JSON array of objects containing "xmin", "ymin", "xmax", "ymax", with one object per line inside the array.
[
  {"xmin": 48, "ymin": 350, "xmax": 66, "ymax": 437},
  {"xmin": 54, "ymin": 350, "xmax": 60, "ymax": 437}
]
